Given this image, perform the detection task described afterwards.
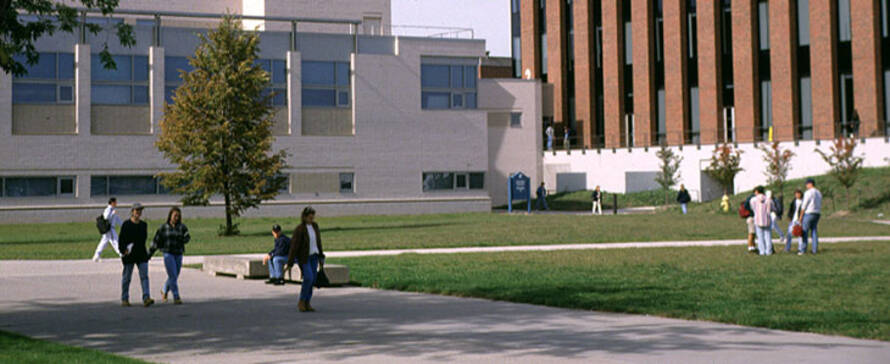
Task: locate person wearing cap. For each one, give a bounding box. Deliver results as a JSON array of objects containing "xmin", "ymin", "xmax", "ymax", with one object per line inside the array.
[
  {"xmin": 798, "ymin": 178, "xmax": 823, "ymax": 255},
  {"xmin": 263, "ymin": 224, "xmax": 291, "ymax": 285},
  {"xmin": 118, "ymin": 203, "xmax": 154, "ymax": 307}
]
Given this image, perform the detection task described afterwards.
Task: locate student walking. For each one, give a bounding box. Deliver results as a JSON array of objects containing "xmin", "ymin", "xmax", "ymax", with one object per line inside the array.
[
  {"xmin": 563, "ymin": 126, "xmax": 571, "ymax": 150},
  {"xmin": 535, "ymin": 182, "xmax": 549, "ymax": 211},
  {"xmin": 151, "ymin": 207, "xmax": 190, "ymax": 304},
  {"xmin": 798, "ymin": 178, "xmax": 823, "ymax": 255},
  {"xmin": 676, "ymin": 185, "xmax": 691, "ymax": 215},
  {"xmin": 93, "ymin": 197, "xmax": 123, "ymax": 261},
  {"xmin": 591, "ymin": 186, "xmax": 603, "ymax": 215},
  {"xmin": 286, "ymin": 207, "xmax": 326, "ymax": 313},
  {"xmin": 263, "ymin": 224, "xmax": 291, "ymax": 286},
  {"xmin": 545, "ymin": 124, "xmax": 554, "ymax": 151},
  {"xmin": 785, "ymin": 189, "xmax": 804, "ymax": 252},
  {"xmin": 750, "ymin": 186, "xmax": 774, "ymax": 256},
  {"xmin": 118, "ymin": 203, "xmax": 153, "ymax": 307}
]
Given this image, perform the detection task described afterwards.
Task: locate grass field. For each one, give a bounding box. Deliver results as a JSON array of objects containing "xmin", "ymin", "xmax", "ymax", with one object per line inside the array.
[
  {"xmin": 333, "ymin": 241, "xmax": 890, "ymax": 341},
  {"xmin": 0, "ymin": 330, "xmax": 147, "ymax": 364},
  {"xmin": 1, "ymin": 210, "xmax": 888, "ymax": 260}
]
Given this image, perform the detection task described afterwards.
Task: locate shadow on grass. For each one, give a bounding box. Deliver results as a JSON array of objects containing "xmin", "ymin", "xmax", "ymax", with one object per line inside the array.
[{"xmin": 234, "ymin": 222, "xmax": 464, "ymax": 237}]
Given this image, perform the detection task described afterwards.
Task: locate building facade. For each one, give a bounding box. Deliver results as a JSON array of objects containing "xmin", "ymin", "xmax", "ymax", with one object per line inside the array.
[
  {"xmin": 513, "ymin": 0, "xmax": 890, "ymax": 148},
  {"xmin": 0, "ymin": 0, "xmax": 543, "ymax": 222}
]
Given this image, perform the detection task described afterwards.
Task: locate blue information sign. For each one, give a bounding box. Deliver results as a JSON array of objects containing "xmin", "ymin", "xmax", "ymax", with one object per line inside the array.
[{"xmin": 508, "ymin": 172, "xmax": 531, "ymax": 213}]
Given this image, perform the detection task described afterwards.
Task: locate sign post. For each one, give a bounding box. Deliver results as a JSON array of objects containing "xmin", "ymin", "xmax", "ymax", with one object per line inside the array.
[{"xmin": 508, "ymin": 172, "xmax": 531, "ymax": 213}]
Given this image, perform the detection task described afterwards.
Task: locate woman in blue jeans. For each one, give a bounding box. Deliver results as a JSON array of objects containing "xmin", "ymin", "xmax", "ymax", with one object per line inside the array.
[
  {"xmin": 285, "ymin": 207, "xmax": 325, "ymax": 313},
  {"xmin": 151, "ymin": 207, "xmax": 190, "ymax": 304}
]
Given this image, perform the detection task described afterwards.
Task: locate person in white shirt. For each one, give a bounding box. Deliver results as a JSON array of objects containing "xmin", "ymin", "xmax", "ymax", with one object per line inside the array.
[
  {"xmin": 798, "ymin": 178, "xmax": 823, "ymax": 255},
  {"xmin": 784, "ymin": 189, "xmax": 804, "ymax": 253},
  {"xmin": 93, "ymin": 197, "xmax": 123, "ymax": 262},
  {"xmin": 545, "ymin": 124, "xmax": 554, "ymax": 151}
]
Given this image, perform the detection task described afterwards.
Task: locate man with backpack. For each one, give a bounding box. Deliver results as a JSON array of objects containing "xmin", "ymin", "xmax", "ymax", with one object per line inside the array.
[
  {"xmin": 739, "ymin": 192, "xmax": 757, "ymax": 253},
  {"xmin": 93, "ymin": 197, "xmax": 123, "ymax": 262}
]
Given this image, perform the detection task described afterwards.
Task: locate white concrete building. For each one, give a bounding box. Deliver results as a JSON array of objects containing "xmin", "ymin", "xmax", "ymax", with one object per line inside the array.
[{"xmin": 0, "ymin": 0, "xmax": 542, "ymax": 222}]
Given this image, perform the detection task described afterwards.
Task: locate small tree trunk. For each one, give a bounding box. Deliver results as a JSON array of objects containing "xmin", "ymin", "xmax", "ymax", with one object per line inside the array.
[{"xmin": 224, "ymin": 191, "xmax": 233, "ymax": 235}]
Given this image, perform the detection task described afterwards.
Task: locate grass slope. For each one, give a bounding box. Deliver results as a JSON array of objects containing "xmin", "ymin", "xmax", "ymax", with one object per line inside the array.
[
  {"xmin": 334, "ymin": 241, "xmax": 890, "ymax": 341},
  {"xmin": 0, "ymin": 330, "xmax": 147, "ymax": 364}
]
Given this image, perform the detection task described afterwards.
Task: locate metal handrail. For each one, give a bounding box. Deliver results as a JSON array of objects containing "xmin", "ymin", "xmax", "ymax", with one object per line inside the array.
[{"xmin": 72, "ymin": 7, "xmax": 362, "ymax": 25}]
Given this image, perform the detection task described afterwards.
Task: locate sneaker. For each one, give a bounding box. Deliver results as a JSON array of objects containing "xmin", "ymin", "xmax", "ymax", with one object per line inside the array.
[
  {"xmin": 143, "ymin": 298, "xmax": 155, "ymax": 307},
  {"xmin": 797, "ymin": 251, "xmax": 805, "ymax": 256},
  {"xmin": 173, "ymin": 298, "xmax": 183, "ymax": 305},
  {"xmin": 265, "ymin": 279, "xmax": 277, "ymax": 284},
  {"xmin": 121, "ymin": 300, "xmax": 131, "ymax": 307},
  {"xmin": 93, "ymin": 256, "xmax": 101, "ymax": 263},
  {"xmin": 273, "ymin": 279, "xmax": 285, "ymax": 286},
  {"xmin": 161, "ymin": 290, "xmax": 168, "ymax": 303}
]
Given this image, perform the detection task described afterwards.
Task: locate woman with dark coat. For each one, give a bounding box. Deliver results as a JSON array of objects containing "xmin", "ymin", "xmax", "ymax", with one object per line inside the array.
[
  {"xmin": 151, "ymin": 207, "xmax": 190, "ymax": 304},
  {"xmin": 119, "ymin": 203, "xmax": 153, "ymax": 307},
  {"xmin": 285, "ymin": 207, "xmax": 325, "ymax": 312}
]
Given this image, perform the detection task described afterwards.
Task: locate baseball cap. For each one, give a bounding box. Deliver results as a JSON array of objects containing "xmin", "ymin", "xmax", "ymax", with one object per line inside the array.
[
  {"xmin": 805, "ymin": 178, "xmax": 816, "ymax": 185},
  {"xmin": 272, "ymin": 224, "xmax": 282, "ymax": 232},
  {"xmin": 131, "ymin": 203, "xmax": 144, "ymax": 210}
]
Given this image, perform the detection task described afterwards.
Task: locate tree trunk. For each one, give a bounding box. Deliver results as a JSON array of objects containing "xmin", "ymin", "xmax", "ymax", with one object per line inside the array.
[{"xmin": 224, "ymin": 191, "xmax": 233, "ymax": 235}]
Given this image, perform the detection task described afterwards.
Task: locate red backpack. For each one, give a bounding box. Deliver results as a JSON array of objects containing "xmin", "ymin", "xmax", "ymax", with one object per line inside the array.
[{"xmin": 738, "ymin": 202, "xmax": 751, "ymax": 219}]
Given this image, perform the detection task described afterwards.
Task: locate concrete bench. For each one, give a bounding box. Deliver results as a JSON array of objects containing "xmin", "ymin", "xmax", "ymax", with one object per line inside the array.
[{"xmin": 204, "ymin": 256, "xmax": 349, "ymax": 284}]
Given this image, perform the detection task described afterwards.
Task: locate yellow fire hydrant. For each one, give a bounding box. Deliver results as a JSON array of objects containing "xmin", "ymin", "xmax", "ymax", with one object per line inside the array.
[{"xmin": 720, "ymin": 194, "xmax": 730, "ymax": 213}]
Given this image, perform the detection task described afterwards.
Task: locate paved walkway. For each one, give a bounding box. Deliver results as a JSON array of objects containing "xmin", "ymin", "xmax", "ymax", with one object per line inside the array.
[
  {"xmin": 1, "ymin": 259, "xmax": 888, "ymax": 363},
  {"xmin": 186, "ymin": 235, "xmax": 890, "ymax": 263}
]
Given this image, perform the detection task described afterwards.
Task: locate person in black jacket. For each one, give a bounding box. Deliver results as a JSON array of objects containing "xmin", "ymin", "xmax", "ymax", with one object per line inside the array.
[
  {"xmin": 784, "ymin": 189, "xmax": 804, "ymax": 252},
  {"xmin": 263, "ymin": 224, "xmax": 291, "ymax": 286},
  {"xmin": 119, "ymin": 203, "xmax": 154, "ymax": 307},
  {"xmin": 285, "ymin": 207, "xmax": 325, "ymax": 312},
  {"xmin": 591, "ymin": 186, "xmax": 603, "ymax": 215},
  {"xmin": 676, "ymin": 185, "xmax": 692, "ymax": 215},
  {"xmin": 151, "ymin": 207, "xmax": 190, "ymax": 304}
]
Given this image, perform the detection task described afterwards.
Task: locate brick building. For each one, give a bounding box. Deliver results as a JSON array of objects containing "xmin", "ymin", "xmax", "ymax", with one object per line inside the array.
[{"xmin": 512, "ymin": 0, "xmax": 890, "ymax": 148}]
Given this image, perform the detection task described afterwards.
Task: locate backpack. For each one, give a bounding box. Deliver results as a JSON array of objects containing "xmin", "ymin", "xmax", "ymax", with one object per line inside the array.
[
  {"xmin": 96, "ymin": 215, "xmax": 111, "ymax": 235},
  {"xmin": 738, "ymin": 202, "xmax": 751, "ymax": 219}
]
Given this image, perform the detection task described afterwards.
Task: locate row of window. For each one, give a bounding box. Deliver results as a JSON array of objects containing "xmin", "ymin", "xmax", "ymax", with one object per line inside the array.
[
  {"xmin": 422, "ymin": 172, "xmax": 485, "ymax": 192},
  {"xmin": 420, "ymin": 63, "xmax": 478, "ymax": 110},
  {"xmin": 0, "ymin": 176, "xmax": 76, "ymax": 198},
  {"xmin": 1, "ymin": 172, "xmax": 485, "ymax": 198}
]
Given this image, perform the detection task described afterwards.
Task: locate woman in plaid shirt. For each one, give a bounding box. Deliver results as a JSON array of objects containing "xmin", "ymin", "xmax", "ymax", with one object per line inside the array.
[{"xmin": 151, "ymin": 207, "xmax": 190, "ymax": 304}]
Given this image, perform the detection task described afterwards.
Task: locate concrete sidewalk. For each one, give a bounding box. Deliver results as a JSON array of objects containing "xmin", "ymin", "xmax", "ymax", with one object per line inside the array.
[
  {"xmin": 1, "ymin": 260, "xmax": 889, "ymax": 363},
  {"xmin": 183, "ymin": 235, "xmax": 890, "ymax": 263}
]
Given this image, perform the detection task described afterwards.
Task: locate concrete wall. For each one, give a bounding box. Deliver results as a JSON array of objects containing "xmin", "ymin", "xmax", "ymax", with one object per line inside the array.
[
  {"xmin": 0, "ymin": 18, "xmax": 496, "ymax": 223},
  {"xmin": 480, "ymin": 79, "xmax": 543, "ymax": 206},
  {"xmin": 90, "ymin": 106, "xmax": 151, "ymax": 135},
  {"xmin": 12, "ymin": 105, "xmax": 76, "ymax": 134},
  {"xmin": 543, "ymin": 138, "xmax": 890, "ymax": 201},
  {"xmin": 302, "ymin": 108, "xmax": 353, "ymax": 136}
]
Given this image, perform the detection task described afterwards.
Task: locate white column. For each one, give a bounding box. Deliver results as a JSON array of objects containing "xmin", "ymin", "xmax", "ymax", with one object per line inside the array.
[
  {"xmin": 150, "ymin": 46, "xmax": 165, "ymax": 134},
  {"xmin": 0, "ymin": 69, "xmax": 11, "ymax": 137},
  {"xmin": 75, "ymin": 43, "xmax": 91, "ymax": 135},
  {"xmin": 287, "ymin": 51, "xmax": 301, "ymax": 135},
  {"xmin": 350, "ymin": 53, "xmax": 357, "ymax": 136}
]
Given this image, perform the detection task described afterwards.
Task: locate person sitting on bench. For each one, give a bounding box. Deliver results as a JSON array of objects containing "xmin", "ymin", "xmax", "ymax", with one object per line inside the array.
[{"xmin": 263, "ymin": 224, "xmax": 291, "ymax": 285}]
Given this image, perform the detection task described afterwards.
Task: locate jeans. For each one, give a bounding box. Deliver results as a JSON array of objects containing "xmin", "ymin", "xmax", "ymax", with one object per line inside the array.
[
  {"xmin": 269, "ymin": 256, "xmax": 287, "ymax": 279},
  {"xmin": 681, "ymin": 203, "xmax": 688, "ymax": 215},
  {"xmin": 770, "ymin": 216, "xmax": 784, "ymax": 240},
  {"xmin": 299, "ymin": 254, "xmax": 319, "ymax": 302},
  {"xmin": 536, "ymin": 196, "xmax": 548, "ymax": 210},
  {"xmin": 163, "ymin": 253, "xmax": 183, "ymax": 299},
  {"xmin": 785, "ymin": 222, "xmax": 802, "ymax": 252},
  {"xmin": 122, "ymin": 262, "xmax": 150, "ymax": 301},
  {"xmin": 800, "ymin": 213, "xmax": 821, "ymax": 254},
  {"xmin": 547, "ymin": 137, "xmax": 553, "ymax": 150},
  {"xmin": 755, "ymin": 226, "xmax": 773, "ymax": 256}
]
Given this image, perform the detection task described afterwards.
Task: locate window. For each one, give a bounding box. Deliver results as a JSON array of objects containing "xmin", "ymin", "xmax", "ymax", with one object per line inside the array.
[
  {"xmin": 339, "ymin": 173, "xmax": 354, "ymax": 193},
  {"xmin": 12, "ymin": 53, "xmax": 75, "ymax": 104},
  {"xmin": 837, "ymin": 0, "xmax": 851, "ymax": 42},
  {"xmin": 760, "ymin": 80, "xmax": 773, "ymax": 140},
  {"xmin": 510, "ymin": 112, "xmax": 522, "ymax": 127},
  {"xmin": 421, "ymin": 61, "xmax": 478, "ymax": 110},
  {"xmin": 362, "ymin": 16, "xmax": 382, "ymax": 35},
  {"xmin": 302, "ymin": 61, "xmax": 350, "ymax": 107},
  {"xmin": 164, "ymin": 56, "xmax": 193, "ymax": 103},
  {"xmin": 257, "ymin": 59, "xmax": 288, "ymax": 107},
  {"xmin": 90, "ymin": 176, "xmax": 168, "ymax": 196},
  {"xmin": 91, "ymin": 54, "xmax": 149, "ymax": 105},
  {"xmin": 799, "ymin": 76, "xmax": 813, "ymax": 139},
  {"xmin": 1, "ymin": 176, "xmax": 76, "ymax": 198},
  {"xmin": 512, "ymin": 36, "xmax": 522, "ymax": 78},
  {"xmin": 422, "ymin": 172, "xmax": 484, "ymax": 191},
  {"xmin": 758, "ymin": 1, "xmax": 769, "ymax": 50},
  {"xmin": 797, "ymin": 0, "xmax": 810, "ymax": 46}
]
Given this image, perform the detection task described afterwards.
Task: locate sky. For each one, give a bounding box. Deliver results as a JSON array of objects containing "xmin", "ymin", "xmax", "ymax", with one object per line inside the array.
[{"xmin": 391, "ymin": 0, "xmax": 511, "ymax": 57}]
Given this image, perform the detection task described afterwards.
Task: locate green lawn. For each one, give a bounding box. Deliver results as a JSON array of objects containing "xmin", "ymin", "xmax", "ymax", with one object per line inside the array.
[
  {"xmin": 333, "ymin": 241, "xmax": 890, "ymax": 341},
  {"xmin": 0, "ymin": 330, "xmax": 148, "ymax": 364},
  {"xmin": 2, "ymin": 211, "xmax": 888, "ymax": 260}
]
